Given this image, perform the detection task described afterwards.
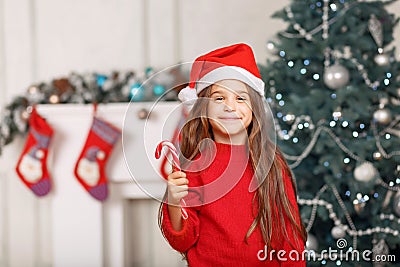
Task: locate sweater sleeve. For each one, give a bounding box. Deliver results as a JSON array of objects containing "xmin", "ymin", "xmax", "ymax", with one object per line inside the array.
[
  {"xmin": 161, "ymin": 171, "xmax": 202, "ymax": 253},
  {"xmin": 281, "ymin": 171, "xmax": 306, "ymax": 267}
]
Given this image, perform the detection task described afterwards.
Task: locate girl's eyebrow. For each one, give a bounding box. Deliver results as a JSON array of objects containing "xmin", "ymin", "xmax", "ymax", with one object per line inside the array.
[{"xmin": 210, "ymin": 90, "xmax": 249, "ymax": 96}]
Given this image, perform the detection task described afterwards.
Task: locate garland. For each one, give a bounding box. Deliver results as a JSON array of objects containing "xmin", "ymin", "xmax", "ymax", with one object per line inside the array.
[{"xmin": 0, "ymin": 67, "xmax": 188, "ymax": 155}]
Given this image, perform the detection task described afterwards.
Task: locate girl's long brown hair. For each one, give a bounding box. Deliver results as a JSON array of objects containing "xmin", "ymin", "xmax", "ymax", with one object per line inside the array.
[{"xmin": 159, "ymin": 84, "xmax": 307, "ymax": 251}]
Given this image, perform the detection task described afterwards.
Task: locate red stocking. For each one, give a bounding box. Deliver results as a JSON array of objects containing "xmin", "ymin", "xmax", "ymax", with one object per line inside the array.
[
  {"xmin": 15, "ymin": 106, "xmax": 54, "ymax": 197},
  {"xmin": 74, "ymin": 113, "xmax": 121, "ymax": 201}
]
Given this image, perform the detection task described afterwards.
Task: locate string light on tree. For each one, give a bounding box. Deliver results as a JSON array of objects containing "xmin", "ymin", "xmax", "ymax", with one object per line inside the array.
[
  {"xmin": 332, "ymin": 108, "xmax": 343, "ymax": 120},
  {"xmin": 284, "ymin": 113, "xmax": 296, "ymax": 124},
  {"xmin": 266, "ymin": 37, "xmax": 279, "ymax": 55},
  {"xmin": 373, "ymin": 151, "xmax": 383, "ymax": 161}
]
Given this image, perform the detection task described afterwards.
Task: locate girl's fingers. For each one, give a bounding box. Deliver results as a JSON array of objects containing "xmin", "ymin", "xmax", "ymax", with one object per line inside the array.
[
  {"xmin": 168, "ymin": 183, "xmax": 188, "ymax": 204},
  {"xmin": 167, "ymin": 171, "xmax": 189, "ymax": 205},
  {"xmin": 167, "ymin": 187, "xmax": 188, "ymax": 205},
  {"xmin": 167, "ymin": 191, "xmax": 188, "ymax": 206},
  {"xmin": 168, "ymin": 171, "xmax": 186, "ymax": 180},
  {"xmin": 168, "ymin": 177, "xmax": 189, "ymax": 186},
  {"xmin": 168, "ymin": 184, "xmax": 188, "ymax": 193}
]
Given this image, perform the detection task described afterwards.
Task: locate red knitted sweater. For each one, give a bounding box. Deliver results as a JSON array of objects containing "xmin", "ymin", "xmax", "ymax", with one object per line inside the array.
[{"xmin": 161, "ymin": 142, "xmax": 305, "ymax": 266}]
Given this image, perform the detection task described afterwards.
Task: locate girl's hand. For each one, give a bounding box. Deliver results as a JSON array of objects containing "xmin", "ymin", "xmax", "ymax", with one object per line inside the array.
[{"xmin": 167, "ymin": 171, "xmax": 189, "ymax": 206}]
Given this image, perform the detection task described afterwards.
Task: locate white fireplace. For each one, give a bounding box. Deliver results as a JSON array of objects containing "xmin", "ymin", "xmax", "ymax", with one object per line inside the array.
[{"xmin": 36, "ymin": 101, "xmax": 186, "ymax": 267}]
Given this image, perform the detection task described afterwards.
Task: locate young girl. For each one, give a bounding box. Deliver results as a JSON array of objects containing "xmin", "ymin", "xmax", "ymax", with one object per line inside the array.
[{"xmin": 159, "ymin": 43, "xmax": 307, "ymax": 266}]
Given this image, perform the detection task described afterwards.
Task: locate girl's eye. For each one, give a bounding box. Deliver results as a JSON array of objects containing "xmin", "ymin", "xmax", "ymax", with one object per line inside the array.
[
  {"xmin": 237, "ymin": 96, "xmax": 246, "ymax": 102},
  {"xmin": 214, "ymin": 96, "xmax": 224, "ymax": 102}
]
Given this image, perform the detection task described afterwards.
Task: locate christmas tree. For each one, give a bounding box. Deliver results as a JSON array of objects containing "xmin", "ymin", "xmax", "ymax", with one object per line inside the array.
[{"xmin": 261, "ymin": 0, "xmax": 400, "ymax": 266}]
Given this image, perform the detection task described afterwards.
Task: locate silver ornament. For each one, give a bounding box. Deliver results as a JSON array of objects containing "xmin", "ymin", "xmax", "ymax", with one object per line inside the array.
[
  {"xmin": 353, "ymin": 162, "xmax": 378, "ymax": 183},
  {"xmin": 323, "ymin": 64, "xmax": 350, "ymax": 89},
  {"xmin": 368, "ymin": 14, "xmax": 383, "ymax": 49},
  {"xmin": 374, "ymin": 53, "xmax": 390, "ymax": 66},
  {"xmin": 306, "ymin": 234, "xmax": 318, "ymax": 251},
  {"xmin": 393, "ymin": 191, "xmax": 400, "ymax": 217},
  {"xmin": 373, "ymin": 108, "xmax": 391, "ymax": 125},
  {"xmin": 331, "ymin": 226, "xmax": 346, "ymax": 239}
]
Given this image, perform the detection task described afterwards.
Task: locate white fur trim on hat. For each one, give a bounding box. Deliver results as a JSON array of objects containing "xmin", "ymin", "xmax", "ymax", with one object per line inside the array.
[{"xmin": 196, "ymin": 66, "xmax": 265, "ymax": 97}]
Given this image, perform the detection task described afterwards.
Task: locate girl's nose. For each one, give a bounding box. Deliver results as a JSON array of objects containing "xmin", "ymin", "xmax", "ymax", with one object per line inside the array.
[{"xmin": 224, "ymin": 98, "xmax": 236, "ymax": 112}]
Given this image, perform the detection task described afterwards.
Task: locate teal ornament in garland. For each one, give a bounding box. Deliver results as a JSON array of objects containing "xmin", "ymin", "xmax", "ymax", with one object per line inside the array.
[
  {"xmin": 145, "ymin": 67, "xmax": 155, "ymax": 78},
  {"xmin": 96, "ymin": 74, "xmax": 108, "ymax": 87},
  {"xmin": 153, "ymin": 84, "xmax": 166, "ymax": 97},
  {"xmin": 130, "ymin": 83, "xmax": 145, "ymax": 101}
]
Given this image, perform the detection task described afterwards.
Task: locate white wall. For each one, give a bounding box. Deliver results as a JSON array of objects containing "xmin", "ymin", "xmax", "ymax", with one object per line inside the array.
[
  {"xmin": 1, "ymin": 0, "xmax": 400, "ymax": 266},
  {"xmin": 0, "ymin": 0, "xmax": 291, "ymax": 104}
]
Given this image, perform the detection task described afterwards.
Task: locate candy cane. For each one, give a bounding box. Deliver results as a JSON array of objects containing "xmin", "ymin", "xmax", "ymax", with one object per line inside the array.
[{"xmin": 155, "ymin": 140, "xmax": 188, "ymax": 219}]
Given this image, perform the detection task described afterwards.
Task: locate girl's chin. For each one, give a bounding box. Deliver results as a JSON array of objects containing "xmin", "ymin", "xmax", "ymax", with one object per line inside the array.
[{"xmin": 214, "ymin": 128, "xmax": 248, "ymax": 139}]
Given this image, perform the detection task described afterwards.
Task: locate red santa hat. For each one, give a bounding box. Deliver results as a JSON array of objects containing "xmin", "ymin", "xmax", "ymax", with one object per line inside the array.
[{"xmin": 178, "ymin": 43, "xmax": 265, "ymax": 108}]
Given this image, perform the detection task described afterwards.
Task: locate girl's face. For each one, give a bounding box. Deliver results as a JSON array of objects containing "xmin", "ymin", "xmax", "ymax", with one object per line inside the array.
[{"xmin": 207, "ymin": 79, "xmax": 253, "ymax": 145}]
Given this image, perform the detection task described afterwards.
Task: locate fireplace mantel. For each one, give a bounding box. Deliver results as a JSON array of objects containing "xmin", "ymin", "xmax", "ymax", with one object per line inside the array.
[{"xmin": 36, "ymin": 101, "xmax": 182, "ymax": 267}]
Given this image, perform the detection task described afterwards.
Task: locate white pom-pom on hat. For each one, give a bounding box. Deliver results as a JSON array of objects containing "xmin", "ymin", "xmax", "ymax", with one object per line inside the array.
[{"xmin": 178, "ymin": 85, "xmax": 198, "ymax": 111}]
